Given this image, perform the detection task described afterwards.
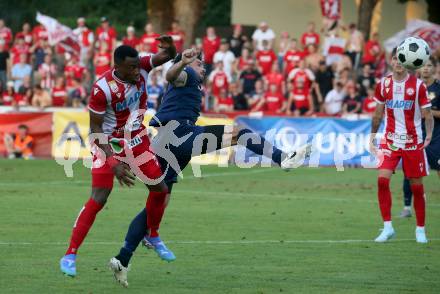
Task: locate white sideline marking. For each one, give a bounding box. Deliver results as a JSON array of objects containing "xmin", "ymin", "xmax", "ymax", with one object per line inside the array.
[{"xmin": 0, "ymin": 239, "xmax": 439, "ymax": 246}]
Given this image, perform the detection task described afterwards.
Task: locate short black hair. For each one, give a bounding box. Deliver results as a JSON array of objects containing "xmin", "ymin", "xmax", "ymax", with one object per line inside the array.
[
  {"xmin": 18, "ymin": 124, "xmax": 28, "ymax": 130},
  {"xmin": 114, "ymin": 45, "xmax": 139, "ymax": 65},
  {"xmin": 391, "ymin": 47, "xmax": 397, "ymax": 57},
  {"xmin": 429, "ymin": 56, "xmax": 437, "ymax": 67}
]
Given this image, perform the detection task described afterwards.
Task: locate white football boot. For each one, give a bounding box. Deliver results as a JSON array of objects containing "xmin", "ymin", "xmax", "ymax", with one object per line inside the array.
[
  {"xmin": 281, "ymin": 143, "xmax": 313, "ymax": 170},
  {"xmin": 109, "ymin": 257, "xmax": 130, "ymax": 288},
  {"xmin": 374, "ymin": 228, "xmax": 396, "ymax": 243},
  {"xmin": 415, "ymin": 227, "xmax": 428, "ymax": 244}
]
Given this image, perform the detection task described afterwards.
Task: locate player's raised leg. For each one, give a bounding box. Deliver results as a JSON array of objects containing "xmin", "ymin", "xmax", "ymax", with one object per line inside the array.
[{"xmin": 374, "ymin": 169, "xmax": 396, "ymax": 242}]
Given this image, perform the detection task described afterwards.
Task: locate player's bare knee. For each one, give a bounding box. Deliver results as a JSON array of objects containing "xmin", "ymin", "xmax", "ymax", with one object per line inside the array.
[
  {"xmin": 91, "ymin": 188, "xmax": 111, "ymax": 205},
  {"xmin": 409, "ymin": 177, "xmax": 423, "ymax": 185}
]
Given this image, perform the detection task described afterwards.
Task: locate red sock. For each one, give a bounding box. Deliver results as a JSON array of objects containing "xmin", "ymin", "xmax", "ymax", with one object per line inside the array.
[
  {"xmin": 377, "ymin": 177, "xmax": 392, "ymax": 222},
  {"xmin": 146, "ymin": 191, "xmax": 168, "ymax": 238},
  {"xmin": 411, "ymin": 184, "xmax": 425, "ymax": 227},
  {"xmin": 65, "ymin": 198, "xmax": 103, "ymax": 255}
]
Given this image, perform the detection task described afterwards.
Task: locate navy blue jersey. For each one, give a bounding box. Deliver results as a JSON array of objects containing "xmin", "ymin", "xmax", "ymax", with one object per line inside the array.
[
  {"xmin": 151, "ymin": 66, "xmax": 203, "ymax": 126},
  {"xmin": 422, "ymin": 79, "xmax": 440, "ymax": 139}
]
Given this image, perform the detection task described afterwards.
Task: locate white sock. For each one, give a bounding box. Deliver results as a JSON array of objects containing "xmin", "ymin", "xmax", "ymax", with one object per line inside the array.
[
  {"xmin": 416, "ymin": 226, "xmax": 425, "ymax": 232},
  {"xmin": 404, "ymin": 206, "xmax": 411, "ymax": 211},
  {"xmin": 384, "ymin": 221, "xmax": 393, "ymax": 230}
]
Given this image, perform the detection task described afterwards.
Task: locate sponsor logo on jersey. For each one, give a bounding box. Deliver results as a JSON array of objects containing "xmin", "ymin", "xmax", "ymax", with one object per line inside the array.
[
  {"xmin": 386, "ymin": 132, "xmax": 414, "ymax": 143},
  {"xmin": 94, "ymin": 87, "xmax": 99, "ymax": 95},
  {"xmin": 385, "ymin": 99, "xmax": 414, "ymax": 110},
  {"xmin": 115, "ymin": 91, "xmax": 143, "ymax": 112},
  {"xmin": 384, "ymin": 78, "xmax": 391, "ymax": 87},
  {"xmin": 406, "ymin": 87, "xmax": 415, "ymax": 96}
]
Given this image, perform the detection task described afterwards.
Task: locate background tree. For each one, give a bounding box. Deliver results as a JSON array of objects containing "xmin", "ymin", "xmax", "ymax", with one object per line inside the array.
[{"xmin": 357, "ymin": 0, "xmax": 380, "ymax": 41}]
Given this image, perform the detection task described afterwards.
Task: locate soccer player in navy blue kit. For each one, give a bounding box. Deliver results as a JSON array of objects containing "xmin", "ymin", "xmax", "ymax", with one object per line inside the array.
[
  {"xmin": 108, "ymin": 49, "xmax": 312, "ymax": 287},
  {"xmin": 400, "ymin": 56, "xmax": 440, "ymax": 218}
]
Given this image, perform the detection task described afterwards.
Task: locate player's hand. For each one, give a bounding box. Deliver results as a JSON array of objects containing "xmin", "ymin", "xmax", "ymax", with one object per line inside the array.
[
  {"xmin": 113, "ymin": 162, "xmax": 136, "ymax": 187},
  {"xmin": 423, "ymin": 135, "xmax": 432, "ymax": 149},
  {"xmin": 156, "ymin": 35, "xmax": 176, "ymax": 58},
  {"xmin": 181, "ymin": 48, "xmax": 197, "ymax": 65},
  {"xmin": 369, "ymin": 136, "xmax": 378, "ymax": 156}
]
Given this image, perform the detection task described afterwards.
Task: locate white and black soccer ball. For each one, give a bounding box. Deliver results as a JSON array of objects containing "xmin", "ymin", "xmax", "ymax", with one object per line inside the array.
[{"xmin": 396, "ymin": 37, "xmax": 431, "ymax": 70}]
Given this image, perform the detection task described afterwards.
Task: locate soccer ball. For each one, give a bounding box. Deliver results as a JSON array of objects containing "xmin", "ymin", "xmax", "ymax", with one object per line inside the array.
[{"xmin": 396, "ymin": 37, "xmax": 431, "ymax": 70}]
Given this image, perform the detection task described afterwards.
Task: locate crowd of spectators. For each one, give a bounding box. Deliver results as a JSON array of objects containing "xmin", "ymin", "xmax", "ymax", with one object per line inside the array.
[{"xmin": 0, "ymin": 17, "xmax": 439, "ymax": 117}]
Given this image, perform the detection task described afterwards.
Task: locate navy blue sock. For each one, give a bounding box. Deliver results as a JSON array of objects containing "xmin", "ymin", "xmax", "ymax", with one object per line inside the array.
[
  {"xmin": 115, "ymin": 208, "xmax": 148, "ymax": 267},
  {"xmin": 403, "ymin": 178, "xmax": 412, "ymax": 207},
  {"xmin": 237, "ymin": 128, "xmax": 284, "ymax": 166}
]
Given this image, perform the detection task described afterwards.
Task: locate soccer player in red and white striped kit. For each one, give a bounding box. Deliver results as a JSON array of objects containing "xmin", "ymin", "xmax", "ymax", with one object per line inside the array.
[{"xmin": 369, "ymin": 47, "xmax": 434, "ymax": 243}]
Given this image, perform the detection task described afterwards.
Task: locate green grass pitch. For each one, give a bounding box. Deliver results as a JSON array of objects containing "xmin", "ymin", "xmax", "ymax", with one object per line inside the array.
[{"xmin": 1, "ymin": 159, "xmax": 439, "ymax": 293}]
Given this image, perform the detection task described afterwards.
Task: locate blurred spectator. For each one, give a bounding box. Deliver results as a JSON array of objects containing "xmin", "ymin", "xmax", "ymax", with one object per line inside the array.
[
  {"xmin": 208, "ymin": 61, "xmax": 230, "ymax": 99},
  {"xmin": 93, "ymin": 43, "xmax": 112, "ymax": 80},
  {"xmin": 301, "ymin": 21, "xmax": 320, "ymax": 49},
  {"xmin": 239, "ymin": 60, "xmax": 262, "ymax": 97},
  {"xmin": 228, "ymin": 24, "xmax": 247, "ymax": 57},
  {"xmin": 3, "ymin": 124, "xmax": 34, "ymax": 159},
  {"xmin": 0, "ymin": 19, "xmax": 13, "ymax": 49},
  {"xmin": 214, "ymin": 88, "xmax": 234, "ymax": 112},
  {"xmin": 362, "ymin": 32, "xmax": 381, "ymax": 67},
  {"xmin": 0, "ymin": 43, "xmax": 9, "ymax": 88},
  {"xmin": 315, "ymin": 60, "xmax": 334, "ymax": 99},
  {"xmin": 252, "ymin": 21, "xmax": 275, "ymax": 51},
  {"xmin": 122, "ymin": 26, "xmax": 140, "ymax": 49},
  {"xmin": 305, "ymin": 44, "xmax": 324, "ymax": 72},
  {"xmin": 11, "ymin": 53, "xmax": 31, "ymax": 92},
  {"xmin": 38, "ymin": 54, "xmax": 57, "ymax": 89},
  {"xmin": 1, "ymin": 81, "xmax": 22, "ymax": 106},
  {"xmin": 139, "ymin": 42, "xmax": 153, "ymax": 57},
  {"xmin": 213, "ymin": 41, "xmax": 235, "ymax": 80},
  {"xmin": 141, "ymin": 23, "xmax": 160, "ymax": 53},
  {"xmin": 287, "ymin": 60, "xmax": 317, "ymax": 100},
  {"xmin": 357, "ymin": 63, "xmax": 375, "ymax": 97},
  {"xmin": 68, "ymin": 78, "xmax": 87, "ymax": 107},
  {"xmin": 277, "ymin": 32, "xmax": 290, "ymax": 71},
  {"xmin": 342, "ymin": 81, "xmax": 362, "ymax": 114},
  {"xmin": 11, "ymin": 36, "xmax": 30, "ymax": 65},
  {"xmin": 146, "ymin": 72, "xmax": 163, "ymax": 109},
  {"xmin": 96, "ymin": 17, "xmax": 117, "ymax": 53},
  {"xmin": 202, "ymin": 27, "xmax": 221, "ymax": 75},
  {"xmin": 264, "ymin": 62, "xmax": 285, "ymax": 94},
  {"xmin": 32, "ymin": 24, "xmax": 48, "ymax": 44},
  {"xmin": 237, "ymin": 47, "xmax": 252, "ymax": 71},
  {"xmin": 362, "ymin": 87, "xmax": 377, "ymax": 115},
  {"xmin": 30, "ymin": 38, "xmax": 52, "ymax": 70},
  {"xmin": 254, "ymin": 83, "xmax": 285, "ymax": 113},
  {"xmin": 345, "ymin": 23, "xmax": 363, "ymax": 69},
  {"xmin": 167, "ymin": 21, "xmax": 185, "ymax": 53},
  {"xmin": 283, "ymin": 39, "xmax": 304, "ymax": 76},
  {"xmin": 323, "ymin": 34, "xmax": 346, "ymax": 66},
  {"xmin": 247, "ymin": 79, "xmax": 265, "ymax": 108},
  {"xmin": 16, "ymin": 23, "xmax": 33, "ymax": 47},
  {"xmin": 52, "ymin": 77, "xmax": 67, "ymax": 107},
  {"xmin": 18, "ymin": 75, "xmax": 32, "ymax": 96},
  {"xmin": 324, "ymin": 81, "xmax": 345, "ymax": 115},
  {"xmin": 73, "ymin": 17, "xmax": 94, "ymax": 66},
  {"xmin": 230, "ymin": 82, "xmax": 247, "ymax": 110},
  {"xmin": 256, "ymin": 39, "xmax": 277, "ymax": 75},
  {"xmin": 287, "ymin": 79, "xmax": 314, "ymax": 116},
  {"xmin": 31, "ymin": 85, "xmax": 52, "ymax": 108},
  {"xmin": 65, "ymin": 57, "xmax": 87, "ymax": 89}
]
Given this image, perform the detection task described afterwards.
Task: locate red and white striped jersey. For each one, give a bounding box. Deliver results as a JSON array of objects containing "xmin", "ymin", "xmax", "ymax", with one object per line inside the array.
[
  {"xmin": 88, "ymin": 55, "xmax": 154, "ymax": 137},
  {"xmin": 374, "ymin": 74, "xmax": 431, "ymax": 149}
]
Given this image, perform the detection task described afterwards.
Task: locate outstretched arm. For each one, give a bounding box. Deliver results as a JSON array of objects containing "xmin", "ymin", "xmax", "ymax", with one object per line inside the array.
[
  {"xmin": 151, "ymin": 35, "xmax": 177, "ymax": 67},
  {"xmin": 369, "ymin": 103, "xmax": 385, "ymax": 154},
  {"xmin": 166, "ymin": 48, "xmax": 198, "ymax": 84},
  {"xmin": 422, "ymin": 107, "xmax": 434, "ymax": 148}
]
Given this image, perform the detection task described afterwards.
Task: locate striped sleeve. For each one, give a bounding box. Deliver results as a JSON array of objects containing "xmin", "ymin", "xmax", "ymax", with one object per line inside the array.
[{"xmin": 373, "ymin": 79, "xmax": 385, "ymax": 104}]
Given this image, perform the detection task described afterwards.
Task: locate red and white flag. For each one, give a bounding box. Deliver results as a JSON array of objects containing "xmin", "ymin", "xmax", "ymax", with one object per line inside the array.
[
  {"xmin": 36, "ymin": 12, "xmax": 80, "ymax": 56},
  {"xmin": 384, "ymin": 19, "xmax": 440, "ymax": 52},
  {"xmin": 320, "ymin": 0, "xmax": 341, "ymax": 20}
]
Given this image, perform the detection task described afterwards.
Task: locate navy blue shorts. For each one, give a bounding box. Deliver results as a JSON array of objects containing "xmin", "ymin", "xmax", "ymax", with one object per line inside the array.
[
  {"xmin": 425, "ymin": 142, "xmax": 440, "ymax": 171},
  {"xmin": 153, "ymin": 123, "xmax": 226, "ymax": 185}
]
